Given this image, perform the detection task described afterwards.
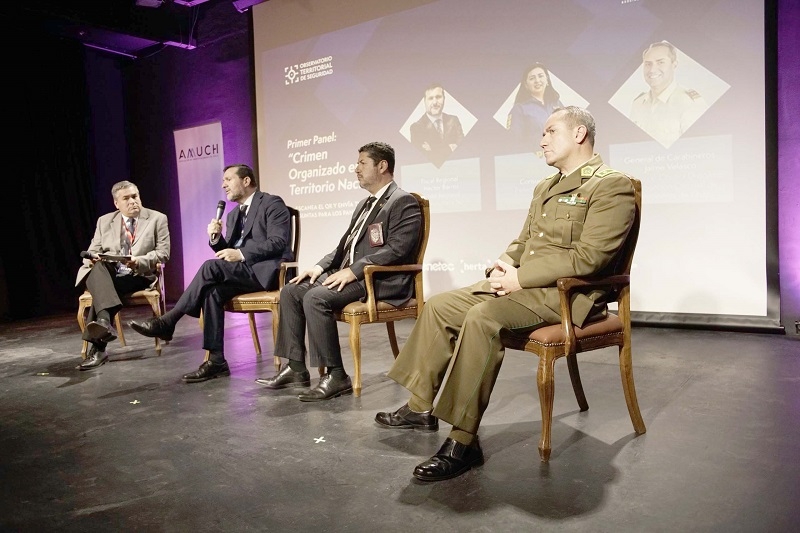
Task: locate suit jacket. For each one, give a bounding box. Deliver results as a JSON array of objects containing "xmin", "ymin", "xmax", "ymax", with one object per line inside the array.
[
  {"xmin": 470, "ymin": 154, "xmax": 636, "ymax": 327},
  {"xmin": 410, "ymin": 112, "xmax": 464, "ymax": 167},
  {"xmin": 75, "ymin": 207, "xmax": 170, "ymax": 287},
  {"xmin": 211, "ymin": 191, "xmax": 293, "ymax": 290},
  {"xmin": 317, "ymin": 182, "xmax": 422, "ymax": 306}
]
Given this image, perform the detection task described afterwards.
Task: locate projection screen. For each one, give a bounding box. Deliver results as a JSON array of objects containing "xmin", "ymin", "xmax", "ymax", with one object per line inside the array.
[{"xmin": 253, "ymin": 0, "xmax": 779, "ymax": 330}]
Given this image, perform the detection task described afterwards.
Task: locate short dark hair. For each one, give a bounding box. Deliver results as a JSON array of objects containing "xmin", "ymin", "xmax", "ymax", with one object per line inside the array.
[
  {"xmin": 424, "ymin": 83, "xmax": 444, "ymax": 96},
  {"xmin": 358, "ymin": 142, "xmax": 395, "ymax": 174},
  {"xmin": 552, "ymin": 106, "xmax": 596, "ymax": 147},
  {"xmin": 111, "ymin": 180, "xmax": 138, "ymax": 200},
  {"xmin": 224, "ymin": 164, "xmax": 258, "ymax": 188}
]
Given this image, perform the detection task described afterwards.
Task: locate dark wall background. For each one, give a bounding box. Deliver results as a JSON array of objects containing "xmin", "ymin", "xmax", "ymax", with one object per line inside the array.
[{"xmin": 1, "ymin": 1, "xmax": 798, "ymax": 336}]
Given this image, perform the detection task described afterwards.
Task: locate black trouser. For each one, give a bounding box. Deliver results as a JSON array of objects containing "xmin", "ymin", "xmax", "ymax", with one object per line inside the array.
[{"xmin": 81, "ymin": 262, "xmax": 151, "ymax": 345}]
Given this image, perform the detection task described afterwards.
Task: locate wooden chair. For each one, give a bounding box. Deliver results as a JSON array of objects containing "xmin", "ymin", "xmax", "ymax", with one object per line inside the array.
[
  {"xmin": 333, "ymin": 193, "xmax": 430, "ymax": 397},
  {"xmin": 77, "ymin": 263, "xmax": 167, "ymax": 357},
  {"xmin": 499, "ymin": 178, "xmax": 645, "ymax": 462},
  {"xmin": 206, "ymin": 206, "xmax": 300, "ymax": 369}
]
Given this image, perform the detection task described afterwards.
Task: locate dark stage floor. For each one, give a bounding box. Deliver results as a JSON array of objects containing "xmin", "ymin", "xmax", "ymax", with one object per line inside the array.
[{"xmin": 1, "ymin": 309, "xmax": 799, "ymax": 532}]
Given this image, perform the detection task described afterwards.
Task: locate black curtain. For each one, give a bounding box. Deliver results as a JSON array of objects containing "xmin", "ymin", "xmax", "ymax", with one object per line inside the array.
[{"xmin": 1, "ymin": 32, "xmax": 97, "ymax": 320}]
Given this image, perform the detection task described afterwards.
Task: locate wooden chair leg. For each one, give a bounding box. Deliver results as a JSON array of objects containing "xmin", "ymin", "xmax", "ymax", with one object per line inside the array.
[
  {"xmin": 114, "ymin": 313, "xmax": 126, "ymax": 347},
  {"xmin": 349, "ymin": 322, "xmax": 363, "ymax": 397},
  {"xmin": 146, "ymin": 296, "xmax": 163, "ymax": 354},
  {"xmin": 270, "ymin": 310, "xmax": 281, "ymax": 370},
  {"xmin": 77, "ymin": 303, "xmax": 88, "ymax": 333},
  {"xmin": 77, "ymin": 301, "xmax": 89, "ymax": 356},
  {"xmin": 619, "ymin": 345, "xmax": 646, "ymax": 435},
  {"xmin": 566, "ymin": 353, "xmax": 589, "ymax": 412},
  {"xmin": 386, "ymin": 321, "xmax": 400, "ymax": 357},
  {"xmin": 247, "ymin": 312, "xmax": 262, "ymax": 356},
  {"xmin": 536, "ymin": 353, "xmax": 557, "ymax": 462}
]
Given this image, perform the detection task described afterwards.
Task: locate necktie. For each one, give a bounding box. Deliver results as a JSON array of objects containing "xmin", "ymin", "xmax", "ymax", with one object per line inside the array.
[
  {"xmin": 340, "ymin": 196, "xmax": 377, "ymax": 269},
  {"xmin": 118, "ymin": 218, "xmax": 136, "ymax": 275},
  {"xmin": 435, "ymin": 118, "xmax": 443, "ymax": 137},
  {"xmin": 122, "ymin": 217, "xmax": 136, "ymax": 255},
  {"xmin": 234, "ymin": 205, "xmax": 248, "ymax": 248}
]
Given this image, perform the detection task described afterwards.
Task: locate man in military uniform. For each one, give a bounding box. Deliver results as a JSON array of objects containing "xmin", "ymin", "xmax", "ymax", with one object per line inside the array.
[
  {"xmin": 375, "ymin": 106, "xmax": 637, "ymax": 482},
  {"xmin": 630, "ymin": 40, "xmax": 707, "ymax": 147}
]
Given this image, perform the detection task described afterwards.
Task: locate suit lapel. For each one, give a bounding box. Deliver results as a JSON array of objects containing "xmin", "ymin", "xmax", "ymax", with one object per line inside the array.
[
  {"xmin": 363, "ymin": 182, "xmax": 396, "ymax": 227},
  {"xmin": 242, "ymin": 192, "xmax": 263, "ymax": 237},
  {"xmin": 132, "ymin": 209, "xmax": 150, "ymax": 246},
  {"xmin": 545, "ymin": 174, "xmax": 582, "ymax": 201}
]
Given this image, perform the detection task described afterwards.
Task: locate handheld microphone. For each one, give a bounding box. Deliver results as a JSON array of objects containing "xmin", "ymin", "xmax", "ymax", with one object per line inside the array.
[
  {"xmin": 212, "ymin": 200, "xmax": 226, "ymax": 239},
  {"xmin": 80, "ymin": 251, "xmax": 94, "ymax": 260}
]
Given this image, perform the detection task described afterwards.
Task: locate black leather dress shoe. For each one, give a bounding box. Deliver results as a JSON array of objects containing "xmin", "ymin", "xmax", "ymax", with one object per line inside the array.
[
  {"xmin": 79, "ymin": 345, "xmax": 109, "ymax": 371},
  {"xmin": 413, "ymin": 436, "xmax": 484, "ymax": 482},
  {"xmin": 182, "ymin": 360, "xmax": 230, "ymax": 383},
  {"xmin": 129, "ymin": 317, "xmax": 174, "ymax": 341},
  {"xmin": 86, "ymin": 318, "xmax": 117, "ymax": 344},
  {"xmin": 375, "ymin": 403, "xmax": 439, "ymax": 431},
  {"xmin": 298, "ymin": 372, "xmax": 352, "ymax": 402},
  {"xmin": 255, "ymin": 364, "xmax": 311, "ymax": 389}
]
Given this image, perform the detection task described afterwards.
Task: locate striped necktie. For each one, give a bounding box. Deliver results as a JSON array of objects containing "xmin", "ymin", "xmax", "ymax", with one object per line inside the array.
[{"xmin": 340, "ymin": 196, "xmax": 376, "ymax": 269}]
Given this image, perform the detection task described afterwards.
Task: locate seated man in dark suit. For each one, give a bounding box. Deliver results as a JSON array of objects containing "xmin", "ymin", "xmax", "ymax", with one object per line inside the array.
[
  {"xmin": 76, "ymin": 180, "xmax": 170, "ymax": 370},
  {"xmin": 410, "ymin": 84, "xmax": 465, "ymax": 167},
  {"xmin": 130, "ymin": 164, "xmax": 293, "ymax": 383},
  {"xmin": 255, "ymin": 142, "xmax": 423, "ymax": 401}
]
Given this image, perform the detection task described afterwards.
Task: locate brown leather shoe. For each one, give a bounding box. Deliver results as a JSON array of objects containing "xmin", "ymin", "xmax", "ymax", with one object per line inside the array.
[
  {"xmin": 255, "ymin": 364, "xmax": 311, "ymax": 389},
  {"xmin": 375, "ymin": 403, "xmax": 439, "ymax": 431},
  {"xmin": 413, "ymin": 436, "xmax": 484, "ymax": 482},
  {"xmin": 182, "ymin": 360, "xmax": 230, "ymax": 383},
  {"xmin": 297, "ymin": 372, "xmax": 352, "ymax": 402}
]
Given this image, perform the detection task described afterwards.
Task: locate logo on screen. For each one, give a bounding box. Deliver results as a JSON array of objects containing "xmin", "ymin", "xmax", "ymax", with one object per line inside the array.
[{"xmin": 285, "ymin": 65, "xmax": 299, "ymax": 85}]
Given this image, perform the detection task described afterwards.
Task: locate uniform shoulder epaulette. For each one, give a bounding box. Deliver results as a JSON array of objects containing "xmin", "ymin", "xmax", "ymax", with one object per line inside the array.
[
  {"xmin": 685, "ymin": 88, "xmax": 702, "ymax": 100},
  {"xmin": 596, "ymin": 168, "xmax": 618, "ymax": 178}
]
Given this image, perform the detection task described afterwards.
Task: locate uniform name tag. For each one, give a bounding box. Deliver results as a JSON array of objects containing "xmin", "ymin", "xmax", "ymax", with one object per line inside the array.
[{"xmin": 368, "ymin": 222, "xmax": 384, "ymax": 247}]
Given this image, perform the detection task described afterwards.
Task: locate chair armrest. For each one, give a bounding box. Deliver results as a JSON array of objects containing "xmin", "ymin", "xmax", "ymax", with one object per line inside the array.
[
  {"xmin": 555, "ymin": 275, "xmax": 631, "ymax": 357},
  {"xmin": 557, "ymin": 274, "xmax": 630, "ymax": 292},
  {"xmin": 361, "ymin": 264, "xmax": 424, "ymax": 321},
  {"xmin": 278, "ymin": 261, "xmax": 299, "ymax": 289}
]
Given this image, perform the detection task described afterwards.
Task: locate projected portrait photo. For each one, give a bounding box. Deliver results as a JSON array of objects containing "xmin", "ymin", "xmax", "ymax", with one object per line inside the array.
[
  {"xmin": 609, "ymin": 40, "xmax": 730, "ymax": 148},
  {"xmin": 401, "ymin": 84, "xmax": 476, "ymax": 168},
  {"xmin": 494, "ymin": 64, "xmax": 587, "ymax": 152},
  {"xmin": 506, "ymin": 63, "xmax": 562, "ymax": 141}
]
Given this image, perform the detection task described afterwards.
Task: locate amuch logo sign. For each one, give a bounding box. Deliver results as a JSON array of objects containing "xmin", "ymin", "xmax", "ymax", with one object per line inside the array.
[{"xmin": 177, "ymin": 143, "xmax": 220, "ymax": 160}]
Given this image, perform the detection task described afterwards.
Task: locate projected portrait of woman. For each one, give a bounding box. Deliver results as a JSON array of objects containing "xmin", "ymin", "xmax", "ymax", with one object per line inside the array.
[{"xmin": 506, "ymin": 63, "xmax": 563, "ymax": 141}]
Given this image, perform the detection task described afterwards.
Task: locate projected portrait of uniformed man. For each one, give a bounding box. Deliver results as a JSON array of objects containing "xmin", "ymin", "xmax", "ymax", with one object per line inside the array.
[{"xmin": 629, "ymin": 41, "xmax": 708, "ymax": 147}]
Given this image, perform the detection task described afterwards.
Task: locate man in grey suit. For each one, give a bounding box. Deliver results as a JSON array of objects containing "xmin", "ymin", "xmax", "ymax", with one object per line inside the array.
[
  {"xmin": 256, "ymin": 142, "xmax": 423, "ymax": 401},
  {"xmin": 76, "ymin": 180, "xmax": 170, "ymax": 370},
  {"xmin": 376, "ymin": 107, "xmax": 637, "ymax": 481},
  {"xmin": 130, "ymin": 164, "xmax": 293, "ymax": 383}
]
